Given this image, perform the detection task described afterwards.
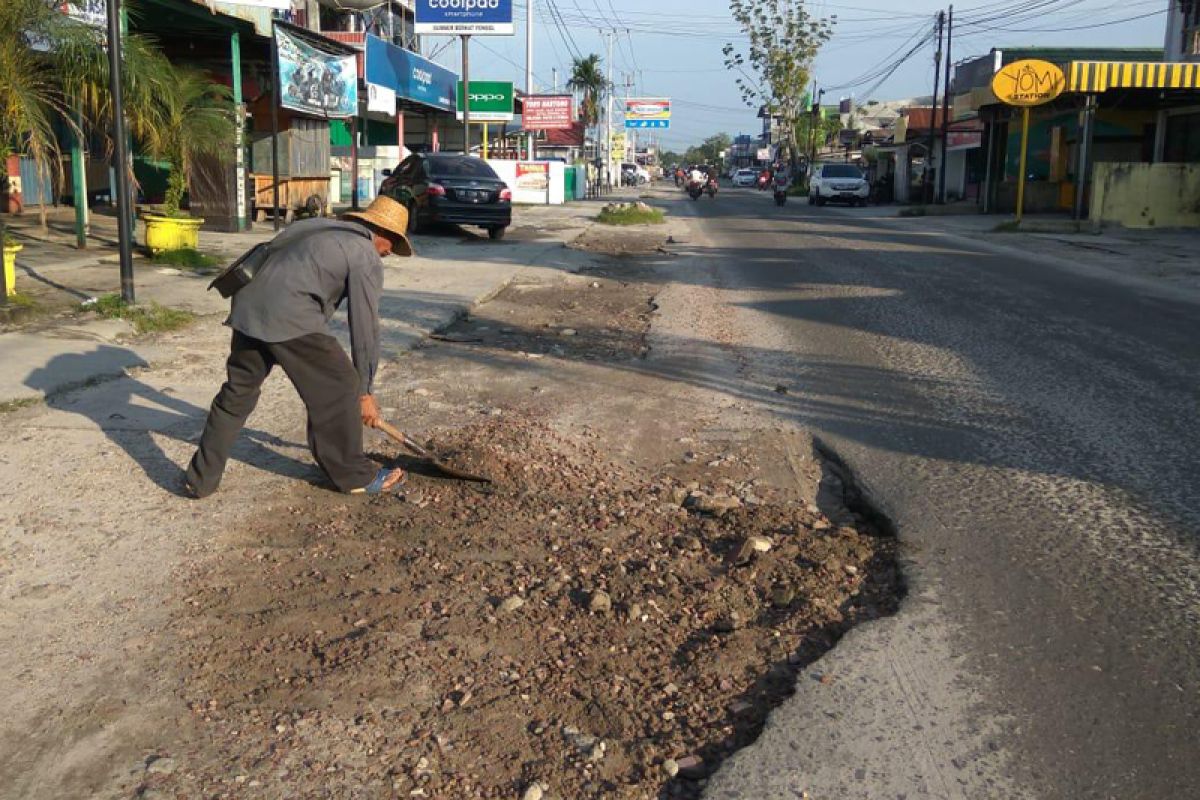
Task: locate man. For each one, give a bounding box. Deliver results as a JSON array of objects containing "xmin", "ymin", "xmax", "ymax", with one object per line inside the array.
[{"xmin": 185, "ymin": 194, "xmax": 413, "ymax": 498}]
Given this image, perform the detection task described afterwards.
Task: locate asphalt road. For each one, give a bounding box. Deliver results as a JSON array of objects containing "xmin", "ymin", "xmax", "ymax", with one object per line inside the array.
[{"xmin": 672, "ymin": 188, "xmax": 1200, "ymax": 799}]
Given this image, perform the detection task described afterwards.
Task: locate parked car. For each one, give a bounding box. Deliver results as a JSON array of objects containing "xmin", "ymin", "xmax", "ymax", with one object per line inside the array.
[
  {"xmin": 379, "ymin": 153, "xmax": 512, "ymax": 239},
  {"xmin": 732, "ymin": 168, "xmax": 758, "ymax": 187},
  {"xmin": 808, "ymin": 163, "xmax": 869, "ymax": 206}
]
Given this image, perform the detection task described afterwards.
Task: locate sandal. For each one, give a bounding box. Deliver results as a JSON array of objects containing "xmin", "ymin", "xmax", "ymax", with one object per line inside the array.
[{"xmin": 351, "ymin": 467, "xmax": 407, "ymax": 495}]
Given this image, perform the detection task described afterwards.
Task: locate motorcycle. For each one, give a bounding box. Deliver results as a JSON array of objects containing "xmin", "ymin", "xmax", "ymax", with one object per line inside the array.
[
  {"xmin": 756, "ymin": 174, "xmax": 769, "ymax": 191},
  {"xmin": 686, "ymin": 179, "xmax": 704, "ymax": 200},
  {"xmin": 705, "ymin": 178, "xmax": 719, "ymax": 198},
  {"xmin": 773, "ymin": 177, "xmax": 789, "ymax": 206}
]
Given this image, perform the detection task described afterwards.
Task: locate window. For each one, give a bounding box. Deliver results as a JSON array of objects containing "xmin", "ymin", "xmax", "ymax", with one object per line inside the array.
[
  {"xmin": 821, "ymin": 164, "xmax": 864, "ymax": 179},
  {"xmin": 427, "ymin": 157, "xmax": 499, "ymax": 179}
]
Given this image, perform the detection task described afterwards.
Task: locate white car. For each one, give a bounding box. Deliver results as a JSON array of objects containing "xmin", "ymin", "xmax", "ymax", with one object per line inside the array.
[
  {"xmin": 732, "ymin": 168, "xmax": 758, "ymax": 187},
  {"xmin": 808, "ymin": 163, "xmax": 869, "ymax": 206}
]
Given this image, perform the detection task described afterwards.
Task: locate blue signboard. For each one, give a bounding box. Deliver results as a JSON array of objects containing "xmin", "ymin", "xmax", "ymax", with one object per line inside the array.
[
  {"xmin": 365, "ymin": 35, "xmax": 458, "ymax": 113},
  {"xmin": 414, "ymin": 0, "xmax": 515, "ymax": 35},
  {"xmin": 625, "ymin": 120, "xmax": 671, "ymax": 129}
]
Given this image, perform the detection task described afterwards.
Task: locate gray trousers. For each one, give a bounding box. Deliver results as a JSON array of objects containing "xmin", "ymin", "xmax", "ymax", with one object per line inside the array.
[{"xmin": 186, "ymin": 331, "xmax": 378, "ymax": 496}]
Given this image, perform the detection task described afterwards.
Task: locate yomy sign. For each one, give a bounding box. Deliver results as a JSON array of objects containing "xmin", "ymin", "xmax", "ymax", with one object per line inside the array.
[
  {"xmin": 415, "ymin": 0, "xmax": 514, "ymax": 35},
  {"xmin": 991, "ymin": 59, "xmax": 1067, "ymax": 107},
  {"xmin": 456, "ymin": 80, "xmax": 515, "ymax": 122},
  {"xmin": 624, "ymin": 97, "xmax": 671, "ymax": 129}
]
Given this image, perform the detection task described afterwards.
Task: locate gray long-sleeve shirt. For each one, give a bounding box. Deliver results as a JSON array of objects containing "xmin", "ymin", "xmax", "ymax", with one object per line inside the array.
[{"xmin": 227, "ymin": 218, "xmax": 384, "ymax": 393}]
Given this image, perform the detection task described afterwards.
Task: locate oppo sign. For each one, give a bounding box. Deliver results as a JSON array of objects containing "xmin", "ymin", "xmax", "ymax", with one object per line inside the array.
[{"xmin": 415, "ymin": 0, "xmax": 514, "ymax": 35}]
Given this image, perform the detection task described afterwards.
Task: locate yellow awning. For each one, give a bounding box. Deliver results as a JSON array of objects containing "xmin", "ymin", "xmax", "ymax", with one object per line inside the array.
[{"xmin": 1069, "ymin": 61, "xmax": 1200, "ymax": 93}]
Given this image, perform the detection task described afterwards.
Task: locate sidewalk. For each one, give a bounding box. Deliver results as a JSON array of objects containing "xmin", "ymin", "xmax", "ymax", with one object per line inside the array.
[
  {"xmin": 829, "ymin": 203, "xmax": 1200, "ymax": 293},
  {"xmin": 0, "ymin": 197, "xmax": 612, "ymax": 405}
]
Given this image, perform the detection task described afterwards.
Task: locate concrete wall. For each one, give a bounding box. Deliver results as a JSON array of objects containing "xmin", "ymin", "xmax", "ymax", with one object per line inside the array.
[{"xmin": 1090, "ymin": 162, "xmax": 1200, "ymax": 228}]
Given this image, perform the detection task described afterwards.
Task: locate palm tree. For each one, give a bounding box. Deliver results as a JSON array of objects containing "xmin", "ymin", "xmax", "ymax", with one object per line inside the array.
[
  {"xmin": 0, "ymin": 0, "xmax": 170, "ymax": 227},
  {"xmin": 147, "ymin": 66, "xmax": 235, "ymax": 217},
  {"xmin": 568, "ymin": 54, "xmax": 607, "ymax": 145}
]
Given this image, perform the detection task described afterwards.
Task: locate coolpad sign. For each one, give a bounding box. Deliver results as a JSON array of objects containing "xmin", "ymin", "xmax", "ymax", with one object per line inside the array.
[{"xmin": 415, "ymin": 0, "xmax": 514, "ymax": 35}]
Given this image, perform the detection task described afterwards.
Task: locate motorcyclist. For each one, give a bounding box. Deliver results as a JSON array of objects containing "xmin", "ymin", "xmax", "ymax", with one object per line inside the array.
[{"xmin": 688, "ymin": 166, "xmax": 706, "ymax": 186}]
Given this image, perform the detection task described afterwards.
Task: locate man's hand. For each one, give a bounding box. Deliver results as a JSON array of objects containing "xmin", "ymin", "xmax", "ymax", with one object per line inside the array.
[{"xmin": 360, "ymin": 394, "xmax": 382, "ymax": 428}]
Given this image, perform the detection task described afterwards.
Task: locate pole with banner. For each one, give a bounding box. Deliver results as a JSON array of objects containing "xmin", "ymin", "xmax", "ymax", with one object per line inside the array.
[
  {"xmin": 526, "ymin": 0, "xmax": 535, "ymax": 159},
  {"xmin": 990, "ymin": 58, "xmax": 1066, "ymax": 224},
  {"xmin": 462, "ymin": 36, "xmax": 471, "ymax": 155},
  {"xmin": 270, "ymin": 22, "xmax": 282, "ymax": 231}
]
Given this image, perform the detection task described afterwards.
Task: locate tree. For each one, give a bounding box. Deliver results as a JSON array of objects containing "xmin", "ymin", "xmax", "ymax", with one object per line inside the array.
[
  {"xmin": 0, "ymin": 0, "xmax": 171, "ymax": 226},
  {"xmin": 722, "ymin": 0, "xmax": 833, "ymax": 164},
  {"xmin": 147, "ymin": 66, "xmax": 235, "ymax": 217},
  {"xmin": 567, "ymin": 54, "xmax": 607, "ymax": 133},
  {"xmin": 683, "ymin": 133, "xmax": 732, "ymax": 166}
]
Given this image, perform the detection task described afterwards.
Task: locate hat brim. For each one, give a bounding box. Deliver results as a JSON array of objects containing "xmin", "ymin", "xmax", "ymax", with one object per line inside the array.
[{"xmin": 344, "ymin": 209, "xmax": 415, "ymax": 257}]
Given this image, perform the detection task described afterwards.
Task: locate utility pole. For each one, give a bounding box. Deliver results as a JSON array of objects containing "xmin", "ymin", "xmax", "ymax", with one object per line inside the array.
[
  {"xmin": 923, "ymin": 10, "xmax": 944, "ymax": 206},
  {"xmin": 106, "ymin": 0, "xmax": 135, "ymax": 303},
  {"xmin": 605, "ymin": 30, "xmax": 614, "ymax": 191},
  {"xmin": 552, "ymin": 67, "xmax": 558, "ymax": 92},
  {"xmin": 937, "ymin": 5, "xmax": 954, "ymax": 204},
  {"xmin": 525, "ymin": 0, "xmax": 535, "ymax": 159}
]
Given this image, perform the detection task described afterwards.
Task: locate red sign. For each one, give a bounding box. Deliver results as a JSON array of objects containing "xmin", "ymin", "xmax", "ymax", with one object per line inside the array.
[{"xmin": 522, "ymin": 95, "xmax": 574, "ymax": 131}]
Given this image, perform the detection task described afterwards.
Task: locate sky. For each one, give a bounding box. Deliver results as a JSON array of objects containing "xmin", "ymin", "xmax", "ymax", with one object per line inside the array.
[{"xmin": 417, "ymin": 0, "xmax": 1170, "ymax": 151}]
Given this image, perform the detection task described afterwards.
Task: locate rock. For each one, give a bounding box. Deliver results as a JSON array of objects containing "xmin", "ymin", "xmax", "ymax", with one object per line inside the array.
[
  {"xmin": 730, "ymin": 701, "xmax": 754, "ymax": 715},
  {"xmin": 774, "ymin": 384, "xmax": 789, "ymax": 394},
  {"xmin": 663, "ymin": 759, "xmax": 680, "ymax": 778},
  {"xmin": 624, "ymin": 603, "xmax": 642, "ymax": 623},
  {"xmin": 590, "ymin": 281, "xmax": 601, "ymax": 288},
  {"xmin": 588, "ymin": 590, "xmax": 612, "ymax": 614},
  {"xmin": 498, "ymin": 596, "xmax": 525, "ymax": 613},
  {"xmin": 670, "ymin": 487, "xmax": 689, "ymax": 506},
  {"xmin": 770, "ymin": 585, "xmax": 796, "ymax": 608},
  {"xmin": 692, "ymin": 494, "xmax": 742, "ymax": 517},
  {"xmin": 675, "ymin": 754, "xmax": 706, "ymax": 779},
  {"xmin": 145, "ymin": 756, "xmax": 176, "ymax": 775},
  {"xmin": 749, "ymin": 535, "xmax": 773, "ymax": 552},
  {"xmin": 663, "ymin": 682, "xmax": 679, "ymax": 695},
  {"xmin": 844, "ymin": 564, "xmax": 859, "ymax": 576},
  {"xmin": 521, "ymin": 783, "xmax": 545, "ymax": 800},
  {"xmin": 714, "ymin": 612, "xmax": 742, "ymax": 633},
  {"xmin": 560, "ymin": 328, "xmax": 578, "ymax": 337}
]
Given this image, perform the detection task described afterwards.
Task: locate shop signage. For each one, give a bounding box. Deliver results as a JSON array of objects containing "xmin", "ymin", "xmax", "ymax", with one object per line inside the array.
[
  {"xmin": 624, "ymin": 97, "xmax": 671, "ymax": 129},
  {"xmin": 367, "ymin": 83, "xmax": 397, "ymax": 116},
  {"xmin": 415, "ymin": 0, "xmax": 514, "ymax": 35},
  {"xmin": 522, "ymin": 95, "xmax": 574, "ymax": 130},
  {"xmin": 365, "ymin": 35, "xmax": 458, "ymax": 113},
  {"xmin": 275, "ymin": 26, "xmax": 358, "ymax": 118},
  {"xmin": 456, "ymin": 80, "xmax": 514, "ymax": 122},
  {"xmin": 61, "ymin": 0, "xmax": 105, "ymax": 27},
  {"xmin": 991, "ymin": 59, "xmax": 1066, "ymax": 107},
  {"xmin": 612, "ymin": 131, "xmax": 626, "ymax": 162}
]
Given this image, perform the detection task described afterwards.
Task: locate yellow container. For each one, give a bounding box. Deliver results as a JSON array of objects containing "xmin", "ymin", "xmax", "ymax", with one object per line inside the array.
[
  {"xmin": 143, "ymin": 214, "xmax": 204, "ymax": 254},
  {"xmin": 3, "ymin": 242, "xmax": 22, "ymax": 296}
]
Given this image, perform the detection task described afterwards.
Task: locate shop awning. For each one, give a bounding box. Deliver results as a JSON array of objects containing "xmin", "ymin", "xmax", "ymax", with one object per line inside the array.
[{"xmin": 1068, "ymin": 61, "xmax": 1200, "ymax": 93}]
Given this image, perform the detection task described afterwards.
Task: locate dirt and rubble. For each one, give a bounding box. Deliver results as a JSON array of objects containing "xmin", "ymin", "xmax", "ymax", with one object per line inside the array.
[{"xmin": 115, "ymin": 248, "xmax": 902, "ymax": 800}]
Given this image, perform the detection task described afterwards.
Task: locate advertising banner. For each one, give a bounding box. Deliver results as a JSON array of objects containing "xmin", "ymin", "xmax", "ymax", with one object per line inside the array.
[
  {"xmin": 367, "ymin": 83, "xmax": 397, "ymax": 116},
  {"xmin": 612, "ymin": 131, "xmax": 626, "ymax": 162},
  {"xmin": 60, "ymin": 0, "xmax": 105, "ymax": 27},
  {"xmin": 990, "ymin": 59, "xmax": 1066, "ymax": 107},
  {"xmin": 365, "ymin": 35, "xmax": 458, "ymax": 113},
  {"xmin": 275, "ymin": 26, "xmax": 358, "ymax": 118},
  {"xmin": 624, "ymin": 97, "xmax": 670, "ymax": 129},
  {"xmin": 522, "ymin": 95, "xmax": 574, "ymax": 130},
  {"xmin": 415, "ymin": 0, "xmax": 515, "ymax": 35},
  {"xmin": 456, "ymin": 80, "xmax": 514, "ymax": 122}
]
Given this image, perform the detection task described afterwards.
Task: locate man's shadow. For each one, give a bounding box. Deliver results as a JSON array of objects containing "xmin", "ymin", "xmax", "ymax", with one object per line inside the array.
[{"xmin": 24, "ymin": 346, "xmax": 317, "ymax": 495}]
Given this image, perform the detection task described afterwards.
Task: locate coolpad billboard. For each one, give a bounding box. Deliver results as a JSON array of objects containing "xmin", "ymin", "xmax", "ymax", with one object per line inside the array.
[{"xmin": 415, "ymin": 0, "xmax": 515, "ymax": 35}]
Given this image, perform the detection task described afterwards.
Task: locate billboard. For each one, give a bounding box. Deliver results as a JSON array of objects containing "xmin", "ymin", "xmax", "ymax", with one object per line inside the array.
[
  {"xmin": 365, "ymin": 35, "xmax": 458, "ymax": 113},
  {"xmin": 415, "ymin": 0, "xmax": 514, "ymax": 35},
  {"xmin": 275, "ymin": 26, "xmax": 358, "ymax": 118},
  {"xmin": 456, "ymin": 80, "xmax": 514, "ymax": 122},
  {"xmin": 522, "ymin": 95, "xmax": 574, "ymax": 130},
  {"xmin": 624, "ymin": 97, "xmax": 670, "ymax": 129}
]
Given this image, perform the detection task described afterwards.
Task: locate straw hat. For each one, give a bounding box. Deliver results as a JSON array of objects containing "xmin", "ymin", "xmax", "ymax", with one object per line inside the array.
[{"xmin": 344, "ymin": 195, "xmax": 414, "ymax": 257}]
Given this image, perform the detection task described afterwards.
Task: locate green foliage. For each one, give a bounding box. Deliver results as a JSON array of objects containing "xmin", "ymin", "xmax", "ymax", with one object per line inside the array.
[
  {"xmin": 568, "ymin": 54, "xmax": 607, "ymax": 129},
  {"xmin": 149, "ymin": 66, "xmax": 235, "ymax": 217},
  {"xmin": 597, "ymin": 204, "xmax": 666, "ymax": 226},
  {"xmin": 723, "ymin": 0, "xmax": 833, "ymax": 163},
  {"xmin": 0, "ymin": 0, "xmax": 174, "ymax": 227},
  {"xmin": 659, "ymin": 150, "xmax": 683, "ymax": 166},
  {"xmin": 83, "ymin": 293, "xmax": 196, "ymax": 335},
  {"xmin": 683, "ymin": 133, "xmax": 732, "ymax": 167},
  {"xmin": 151, "ymin": 248, "xmax": 221, "ymax": 271}
]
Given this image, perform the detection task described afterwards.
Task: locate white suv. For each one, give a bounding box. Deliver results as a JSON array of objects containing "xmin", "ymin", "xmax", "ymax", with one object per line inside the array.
[{"xmin": 808, "ymin": 163, "xmax": 869, "ymax": 206}]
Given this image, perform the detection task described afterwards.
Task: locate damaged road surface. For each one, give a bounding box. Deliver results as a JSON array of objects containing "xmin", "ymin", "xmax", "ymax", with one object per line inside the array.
[{"xmin": 119, "ymin": 242, "xmax": 902, "ymax": 799}]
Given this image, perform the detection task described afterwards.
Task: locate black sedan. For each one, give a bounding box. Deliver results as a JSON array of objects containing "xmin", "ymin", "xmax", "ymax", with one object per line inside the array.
[{"xmin": 379, "ymin": 154, "xmax": 512, "ymax": 239}]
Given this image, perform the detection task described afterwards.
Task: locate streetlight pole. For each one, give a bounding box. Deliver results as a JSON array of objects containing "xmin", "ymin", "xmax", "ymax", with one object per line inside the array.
[
  {"xmin": 605, "ymin": 30, "xmax": 614, "ymax": 190},
  {"xmin": 462, "ymin": 35, "xmax": 472, "ymax": 156},
  {"xmin": 106, "ymin": 0, "xmax": 135, "ymax": 303}
]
